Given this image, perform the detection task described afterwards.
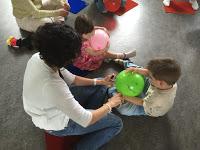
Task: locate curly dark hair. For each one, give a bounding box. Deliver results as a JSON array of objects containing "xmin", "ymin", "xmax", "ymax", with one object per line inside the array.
[
  {"xmin": 147, "ymin": 58, "xmax": 181, "ymax": 85},
  {"xmin": 33, "ymin": 22, "xmax": 81, "ymax": 68},
  {"xmin": 75, "ymin": 14, "xmax": 94, "ymax": 35}
]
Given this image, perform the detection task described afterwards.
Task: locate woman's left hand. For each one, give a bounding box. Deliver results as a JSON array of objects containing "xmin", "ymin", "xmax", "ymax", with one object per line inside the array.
[{"xmin": 101, "ymin": 74, "xmax": 116, "ymax": 87}]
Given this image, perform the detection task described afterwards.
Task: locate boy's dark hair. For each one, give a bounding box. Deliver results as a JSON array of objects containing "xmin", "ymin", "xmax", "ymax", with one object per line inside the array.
[
  {"xmin": 147, "ymin": 58, "xmax": 181, "ymax": 85},
  {"xmin": 75, "ymin": 14, "xmax": 94, "ymax": 35},
  {"xmin": 33, "ymin": 22, "xmax": 81, "ymax": 68}
]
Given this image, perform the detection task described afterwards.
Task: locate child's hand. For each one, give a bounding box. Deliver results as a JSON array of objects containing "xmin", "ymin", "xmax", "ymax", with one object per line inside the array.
[
  {"xmin": 126, "ymin": 67, "xmax": 138, "ymax": 73},
  {"xmin": 126, "ymin": 67, "xmax": 149, "ymax": 76}
]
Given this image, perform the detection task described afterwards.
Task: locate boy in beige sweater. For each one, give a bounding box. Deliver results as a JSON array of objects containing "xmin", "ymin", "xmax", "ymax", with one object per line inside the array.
[{"xmin": 109, "ymin": 58, "xmax": 181, "ymax": 117}]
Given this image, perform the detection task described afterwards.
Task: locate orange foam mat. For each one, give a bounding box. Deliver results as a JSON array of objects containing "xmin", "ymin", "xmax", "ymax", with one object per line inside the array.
[
  {"xmin": 115, "ymin": 0, "xmax": 138, "ymax": 16},
  {"xmin": 164, "ymin": 0, "xmax": 195, "ymax": 15}
]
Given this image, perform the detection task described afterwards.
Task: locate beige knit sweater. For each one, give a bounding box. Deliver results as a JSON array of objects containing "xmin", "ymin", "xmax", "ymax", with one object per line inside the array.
[{"xmin": 11, "ymin": 0, "xmax": 67, "ymax": 19}]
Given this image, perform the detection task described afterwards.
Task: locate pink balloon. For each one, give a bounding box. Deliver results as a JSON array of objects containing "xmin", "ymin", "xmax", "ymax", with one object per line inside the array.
[{"xmin": 90, "ymin": 29, "xmax": 109, "ymax": 51}]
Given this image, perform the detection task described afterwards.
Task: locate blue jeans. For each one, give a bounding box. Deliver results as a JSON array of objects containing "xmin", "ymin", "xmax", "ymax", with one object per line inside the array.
[
  {"xmin": 108, "ymin": 60, "xmax": 150, "ymax": 116},
  {"xmin": 47, "ymin": 85, "xmax": 123, "ymax": 150}
]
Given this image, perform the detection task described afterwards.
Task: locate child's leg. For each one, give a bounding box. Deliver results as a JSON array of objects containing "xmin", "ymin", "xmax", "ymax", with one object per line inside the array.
[
  {"xmin": 113, "ymin": 59, "xmax": 140, "ymax": 69},
  {"xmin": 104, "ymin": 50, "xmax": 136, "ymax": 59},
  {"xmin": 163, "ymin": 0, "xmax": 171, "ymax": 6},
  {"xmin": 117, "ymin": 102, "xmax": 146, "ymax": 116}
]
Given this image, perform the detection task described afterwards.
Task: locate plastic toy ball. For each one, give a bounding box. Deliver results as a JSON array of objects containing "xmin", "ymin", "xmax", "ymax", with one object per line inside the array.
[
  {"xmin": 90, "ymin": 29, "xmax": 109, "ymax": 51},
  {"xmin": 115, "ymin": 70, "xmax": 145, "ymax": 97}
]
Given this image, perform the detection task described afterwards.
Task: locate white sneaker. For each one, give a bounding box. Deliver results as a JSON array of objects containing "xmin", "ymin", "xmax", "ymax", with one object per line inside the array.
[
  {"xmin": 163, "ymin": 0, "xmax": 171, "ymax": 6},
  {"xmin": 189, "ymin": 0, "xmax": 199, "ymax": 10}
]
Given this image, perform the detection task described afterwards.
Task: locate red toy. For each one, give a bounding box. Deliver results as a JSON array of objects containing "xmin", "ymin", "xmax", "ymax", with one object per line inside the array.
[
  {"xmin": 6, "ymin": 36, "xmax": 17, "ymax": 47},
  {"xmin": 104, "ymin": 0, "xmax": 121, "ymax": 12}
]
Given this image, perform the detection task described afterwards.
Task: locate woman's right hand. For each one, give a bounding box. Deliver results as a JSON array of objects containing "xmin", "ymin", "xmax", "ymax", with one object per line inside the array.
[{"xmin": 106, "ymin": 93, "xmax": 123, "ymax": 108}]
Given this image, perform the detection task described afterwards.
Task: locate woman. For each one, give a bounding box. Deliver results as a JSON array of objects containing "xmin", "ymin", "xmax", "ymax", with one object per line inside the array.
[
  {"xmin": 11, "ymin": 0, "xmax": 70, "ymax": 32},
  {"xmin": 23, "ymin": 22, "xmax": 123, "ymax": 150},
  {"xmin": 7, "ymin": 0, "xmax": 70, "ymax": 49}
]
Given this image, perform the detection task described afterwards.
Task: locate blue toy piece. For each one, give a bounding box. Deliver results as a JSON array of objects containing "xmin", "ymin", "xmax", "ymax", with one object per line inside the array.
[{"xmin": 68, "ymin": 0, "xmax": 88, "ymax": 14}]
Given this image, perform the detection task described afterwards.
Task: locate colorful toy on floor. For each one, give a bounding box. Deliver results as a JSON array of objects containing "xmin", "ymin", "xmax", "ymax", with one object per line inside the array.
[
  {"xmin": 115, "ymin": 70, "xmax": 145, "ymax": 97},
  {"xmin": 89, "ymin": 29, "xmax": 110, "ymax": 50},
  {"xmin": 6, "ymin": 36, "xmax": 17, "ymax": 47}
]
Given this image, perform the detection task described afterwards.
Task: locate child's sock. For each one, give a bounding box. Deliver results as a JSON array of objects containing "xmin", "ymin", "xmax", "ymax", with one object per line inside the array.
[
  {"xmin": 163, "ymin": 0, "xmax": 171, "ymax": 6},
  {"xmin": 189, "ymin": 0, "xmax": 199, "ymax": 10},
  {"xmin": 117, "ymin": 50, "xmax": 136, "ymax": 59}
]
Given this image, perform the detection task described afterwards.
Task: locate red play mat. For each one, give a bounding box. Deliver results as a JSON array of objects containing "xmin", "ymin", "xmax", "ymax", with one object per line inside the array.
[
  {"xmin": 115, "ymin": 0, "xmax": 138, "ymax": 16},
  {"xmin": 164, "ymin": 0, "xmax": 195, "ymax": 15}
]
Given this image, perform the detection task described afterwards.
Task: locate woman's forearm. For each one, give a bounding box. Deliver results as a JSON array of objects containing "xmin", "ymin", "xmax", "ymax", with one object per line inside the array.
[
  {"xmin": 89, "ymin": 104, "xmax": 111, "ymax": 125},
  {"xmin": 73, "ymin": 76, "xmax": 103, "ymax": 86}
]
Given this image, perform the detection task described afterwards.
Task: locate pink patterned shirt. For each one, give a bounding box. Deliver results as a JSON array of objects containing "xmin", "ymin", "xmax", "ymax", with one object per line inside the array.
[{"xmin": 73, "ymin": 40, "xmax": 105, "ymax": 71}]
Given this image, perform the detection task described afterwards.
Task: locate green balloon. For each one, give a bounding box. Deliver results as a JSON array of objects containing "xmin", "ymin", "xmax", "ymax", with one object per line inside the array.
[{"xmin": 115, "ymin": 70, "xmax": 145, "ymax": 97}]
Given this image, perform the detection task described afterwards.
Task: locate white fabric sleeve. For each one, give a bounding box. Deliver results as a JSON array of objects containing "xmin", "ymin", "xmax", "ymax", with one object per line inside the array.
[
  {"xmin": 60, "ymin": 68, "xmax": 75, "ymax": 85},
  {"xmin": 43, "ymin": 81, "xmax": 92, "ymax": 127}
]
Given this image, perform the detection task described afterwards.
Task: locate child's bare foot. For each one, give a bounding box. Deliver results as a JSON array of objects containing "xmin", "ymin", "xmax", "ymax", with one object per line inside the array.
[
  {"xmin": 117, "ymin": 50, "xmax": 136, "ymax": 59},
  {"xmin": 123, "ymin": 50, "xmax": 136, "ymax": 59}
]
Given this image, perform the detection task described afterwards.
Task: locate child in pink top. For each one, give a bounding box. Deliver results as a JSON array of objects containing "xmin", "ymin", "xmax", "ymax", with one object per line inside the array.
[{"xmin": 67, "ymin": 14, "xmax": 136, "ymax": 76}]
